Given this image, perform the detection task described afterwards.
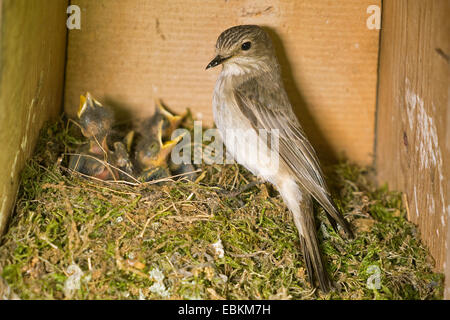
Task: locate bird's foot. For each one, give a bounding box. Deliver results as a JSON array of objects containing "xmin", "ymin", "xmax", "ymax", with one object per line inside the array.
[
  {"xmin": 218, "ymin": 180, "xmax": 263, "ymax": 207},
  {"xmin": 227, "ymin": 180, "xmax": 262, "ymax": 197}
]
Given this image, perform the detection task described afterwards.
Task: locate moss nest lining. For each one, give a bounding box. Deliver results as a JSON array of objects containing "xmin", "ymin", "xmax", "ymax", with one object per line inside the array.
[{"xmin": 0, "ymin": 119, "xmax": 443, "ymax": 300}]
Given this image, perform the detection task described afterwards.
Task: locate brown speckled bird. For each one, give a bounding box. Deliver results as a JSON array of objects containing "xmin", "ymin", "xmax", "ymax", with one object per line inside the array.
[{"xmin": 207, "ymin": 25, "xmax": 353, "ymax": 292}]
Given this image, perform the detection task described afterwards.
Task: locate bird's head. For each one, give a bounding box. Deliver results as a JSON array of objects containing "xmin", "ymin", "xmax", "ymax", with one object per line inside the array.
[
  {"xmin": 135, "ymin": 120, "xmax": 186, "ymax": 170},
  {"xmin": 206, "ymin": 25, "xmax": 278, "ymax": 75},
  {"xmin": 77, "ymin": 92, "xmax": 114, "ymax": 141}
]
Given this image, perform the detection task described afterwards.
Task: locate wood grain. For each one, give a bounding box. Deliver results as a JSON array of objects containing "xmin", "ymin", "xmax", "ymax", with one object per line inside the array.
[
  {"xmin": 64, "ymin": 0, "xmax": 380, "ymax": 165},
  {"xmin": 376, "ymin": 0, "xmax": 449, "ymax": 297},
  {"xmin": 0, "ymin": 0, "xmax": 67, "ymax": 235}
]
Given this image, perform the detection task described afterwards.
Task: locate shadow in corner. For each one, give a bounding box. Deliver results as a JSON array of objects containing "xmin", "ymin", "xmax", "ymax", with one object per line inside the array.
[
  {"xmin": 263, "ymin": 26, "xmax": 338, "ymax": 166},
  {"xmin": 103, "ymin": 96, "xmax": 139, "ymax": 127}
]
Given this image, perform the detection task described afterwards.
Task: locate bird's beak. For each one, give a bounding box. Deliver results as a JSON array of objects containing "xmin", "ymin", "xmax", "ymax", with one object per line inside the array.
[
  {"xmin": 155, "ymin": 99, "xmax": 183, "ymax": 136},
  {"xmin": 77, "ymin": 92, "xmax": 103, "ymax": 118},
  {"xmin": 146, "ymin": 124, "xmax": 186, "ymax": 168},
  {"xmin": 156, "ymin": 131, "xmax": 187, "ymax": 166},
  {"xmin": 206, "ymin": 55, "xmax": 229, "ymax": 70},
  {"xmin": 77, "ymin": 94, "xmax": 88, "ymax": 119},
  {"xmin": 124, "ymin": 130, "xmax": 135, "ymax": 152}
]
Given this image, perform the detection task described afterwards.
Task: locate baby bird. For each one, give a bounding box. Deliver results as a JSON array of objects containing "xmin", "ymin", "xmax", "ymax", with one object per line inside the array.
[
  {"xmin": 77, "ymin": 92, "xmax": 114, "ymax": 146},
  {"xmin": 169, "ymin": 161, "xmax": 198, "ymax": 182},
  {"xmin": 139, "ymin": 100, "xmax": 183, "ymax": 140},
  {"xmin": 68, "ymin": 144, "xmax": 117, "ymax": 180},
  {"xmin": 111, "ymin": 141, "xmax": 135, "ymax": 181},
  {"xmin": 168, "ymin": 133, "xmax": 198, "ymax": 182},
  {"xmin": 135, "ymin": 120, "xmax": 185, "ymax": 182},
  {"xmin": 69, "ymin": 93, "xmax": 118, "ymax": 180}
]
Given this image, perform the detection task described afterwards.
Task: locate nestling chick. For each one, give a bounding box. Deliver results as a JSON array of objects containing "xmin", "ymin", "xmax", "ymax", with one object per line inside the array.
[
  {"xmin": 139, "ymin": 100, "xmax": 183, "ymax": 140},
  {"xmin": 68, "ymin": 144, "xmax": 118, "ymax": 180},
  {"xmin": 69, "ymin": 93, "xmax": 118, "ymax": 180},
  {"xmin": 139, "ymin": 166, "xmax": 171, "ymax": 182},
  {"xmin": 168, "ymin": 161, "xmax": 198, "ymax": 182},
  {"xmin": 168, "ymin": 131, "xmax": 198, "ymax": 182},
  {"xmin": 111, "ymin": 141, "xmax": 135, "ymax": 181},
  {"xmin": 77, "ymin": 92, "xmax": 114, "ymax": 145},
  {"xmin": 135, "ymin": 120, "xmax": 185, "ymax": 182}
]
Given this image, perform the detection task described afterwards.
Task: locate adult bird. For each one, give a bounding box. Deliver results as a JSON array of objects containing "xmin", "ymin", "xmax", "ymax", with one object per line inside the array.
[{"xmin": 206, "ymin": 25, "xmax": 353, "ymax": 292}]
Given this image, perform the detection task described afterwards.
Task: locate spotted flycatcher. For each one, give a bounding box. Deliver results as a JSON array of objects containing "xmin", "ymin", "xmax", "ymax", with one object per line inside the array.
[{"xmin": 206, "ymin": 25, "xmax": 353, "ymax": 292}]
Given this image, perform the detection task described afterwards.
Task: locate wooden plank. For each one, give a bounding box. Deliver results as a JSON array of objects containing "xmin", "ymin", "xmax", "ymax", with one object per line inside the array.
[
  {"xmin": 64, "ymin": 0, "xmax": 380, "ymax": 165},
  {"xmin": 376, "ymin": 0, "xmax": 450, "ymax": 297},
  {"xmin": 0, "ymin": 0, "xmax": 68, "ymax": 235}
]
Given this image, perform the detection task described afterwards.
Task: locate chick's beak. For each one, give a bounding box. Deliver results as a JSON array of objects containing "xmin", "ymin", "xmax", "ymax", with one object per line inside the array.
[
  {"xmin": 77, "ymin": 94, "xmax": 87, "ymax": 119},
  {"xmin": 150, "ymin": 131, "xmax": 187, "ymax": 168},
  {"xmin": 77, "ymin": 92, "xmax": 103, "ymax": 119},
  {"xmin": 155, "ymin": 99, "xmax": 183, "ymax": 136},
  {"xmin": 206, "ymin": 55, "xmax": 229, "ymax": 70}
]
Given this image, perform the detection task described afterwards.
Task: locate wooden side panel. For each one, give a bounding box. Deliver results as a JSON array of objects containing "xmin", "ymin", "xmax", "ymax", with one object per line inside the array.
[
  {"xmin": 64, "ymin": 0, "xmax": 380, "ymax": 164},
  {"xmin": 376, "ymin": 0, "xmax": 449, "ymax": 297},
  {"xmin": 0, "ymin": 0, "xmax": 68, "ymax": 235}
]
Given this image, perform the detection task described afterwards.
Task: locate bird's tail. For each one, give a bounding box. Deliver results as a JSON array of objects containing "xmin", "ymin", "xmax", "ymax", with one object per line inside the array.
[
  {"xmin": 297, "ymin": 195, "xmax": 332, "ymax": 292},
  {"xmin": 278, "ymin": 179, "xmax": 332, "ymax": 292}
]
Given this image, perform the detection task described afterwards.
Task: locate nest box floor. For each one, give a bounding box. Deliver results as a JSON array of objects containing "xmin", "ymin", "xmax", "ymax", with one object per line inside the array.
[{"xmin": 0, "ymin": 119, "xmax": 443, "ymax": 300}]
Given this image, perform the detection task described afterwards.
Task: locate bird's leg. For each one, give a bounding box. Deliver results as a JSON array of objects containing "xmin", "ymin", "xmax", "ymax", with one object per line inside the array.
[
  {"xmin": 218, "ymin": 179, "xmax": 264, "ymax": 208},
  {"xmin": 228, "ymin": 179, "xmax": 263, "ymax": 197}
]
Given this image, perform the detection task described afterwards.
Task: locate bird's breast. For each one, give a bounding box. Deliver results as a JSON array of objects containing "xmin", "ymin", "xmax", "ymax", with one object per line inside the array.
[
  {"xmin": 212, "ymin": 72, "xmax": 281, "ymax": 180},
  {"xmin": 212, "ymin": 73, "xmax": 247, "ymax": 132}
]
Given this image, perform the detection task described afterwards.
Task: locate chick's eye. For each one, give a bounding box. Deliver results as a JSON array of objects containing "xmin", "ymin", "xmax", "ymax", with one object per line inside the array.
[
  {"xmin": 241, "ymin": 41, "xmax": 251, "ymax": 51},
  {"xmin": 150, "ymin": 142, "xmax": 159, "ymax": 153}
]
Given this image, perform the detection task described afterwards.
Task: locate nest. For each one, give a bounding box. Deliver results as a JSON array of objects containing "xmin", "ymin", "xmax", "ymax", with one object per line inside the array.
[{"xmin": 0, "ymin": 118, "xmax": 443, "ymax": 300}]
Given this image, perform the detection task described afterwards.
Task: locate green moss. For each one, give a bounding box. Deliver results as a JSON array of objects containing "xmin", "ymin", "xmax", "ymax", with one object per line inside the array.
[{"xmin": 0, "ymin": 119, "xmax": 444, "ymax": 300}]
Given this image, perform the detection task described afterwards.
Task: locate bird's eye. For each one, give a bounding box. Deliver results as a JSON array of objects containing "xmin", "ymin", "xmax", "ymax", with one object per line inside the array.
[
  {"xmin": 241, "ymin": 41, "xmax": 251, "ymax": 51},
  {"xmin": 150, "ymin": 142, "xmax": 159, "ymax": 153}
]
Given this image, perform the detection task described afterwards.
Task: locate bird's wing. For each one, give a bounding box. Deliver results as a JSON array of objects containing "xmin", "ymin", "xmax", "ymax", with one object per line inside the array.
[{"xmin": 233, "ymin": 75, "xmax": 353, "ymax": 236}]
